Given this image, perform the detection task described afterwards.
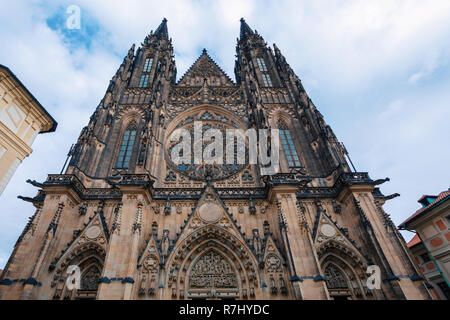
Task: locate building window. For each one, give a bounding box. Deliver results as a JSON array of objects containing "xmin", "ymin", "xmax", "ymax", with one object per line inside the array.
[
  {"xmin": 261, "ymin": 73, "xmax": 273, "ymax": 87},
  {"xmin": 143, "ymin": 58, "xmax": 153, "ymax": 73},
  {"xmin": 116, "ymin": 123, "xmax": 137, "ymax": 169},
  {"xmin": 279, "ymin": 120, "xmax": 301, "ymax": 168},
  {"xmin": 139, "ymin": 75, "xmax": 149, "ymax": 88},
  {"xmin": 256, "ymin": 57, "xmax": 268, "ymax": 72},
  {"xmin": 256, "ymin": 57, "xmax": 273, "ymax": 87}
]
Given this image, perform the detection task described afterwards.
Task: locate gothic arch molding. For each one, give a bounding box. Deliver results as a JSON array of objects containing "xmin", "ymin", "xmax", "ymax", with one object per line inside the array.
[
  {"xmin": 116, "ymin": 106, "xmax": 147, "ymax": 122},
  {"xmin": 267, "ymin": 107, "xmax": 297, "ymax": 128},
  {"xmin": 318, "ymin": 241, "xmax": 370, "ymax": 300},
  {"xmin": 51, "ymin": 242, "xmax": 106, "ymax": 300},
  {"xmin": 166, "ymin": 225, "xmax": 260, "ymax": 299}
]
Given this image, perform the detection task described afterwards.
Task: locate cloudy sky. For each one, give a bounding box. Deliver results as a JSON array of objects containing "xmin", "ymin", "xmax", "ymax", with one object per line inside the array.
[{"xmin": 0, "ymin": 0, "xmax": 449, "ymax": 269}]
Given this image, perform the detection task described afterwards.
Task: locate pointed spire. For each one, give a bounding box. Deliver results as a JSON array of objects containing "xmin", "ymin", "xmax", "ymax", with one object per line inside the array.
[
  {"xmin": 154, "ymin": 18, "xmax": 169, "ymax": 40},
  {"xmin": 240, "ymin": 18, "xmax": 254, "ymax": 39}
]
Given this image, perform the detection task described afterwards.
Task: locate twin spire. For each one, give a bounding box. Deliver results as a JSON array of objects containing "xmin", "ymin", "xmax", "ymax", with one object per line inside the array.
[
  {"xmin": 154, "ymin": 18, "xmax": 169, "ymax": 40},
  {"xmin": 148, "ymin": 17, "xmax": 255, "ymax": 42},
  {"xmin": 240, "ymin": 18, "xmax": 255, "ymax": 39}
]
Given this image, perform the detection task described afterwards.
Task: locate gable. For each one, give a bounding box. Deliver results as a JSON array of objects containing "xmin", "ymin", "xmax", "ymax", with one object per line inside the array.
[{"xmin": 178, "ymin": 49, "xmax": 235, "ymax": 87}]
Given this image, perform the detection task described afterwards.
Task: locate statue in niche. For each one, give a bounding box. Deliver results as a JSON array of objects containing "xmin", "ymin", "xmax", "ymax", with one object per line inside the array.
[
  {"xmin": 164, "ymin": 198, "xmax": 171, "ymax": 215},
  {"xmin": 160, "ymin": 229, "xmax": 170, "ymax": 263},
  {"xmin": 252, "ymin": 229, "xmax": 263, "ymax": 261}
]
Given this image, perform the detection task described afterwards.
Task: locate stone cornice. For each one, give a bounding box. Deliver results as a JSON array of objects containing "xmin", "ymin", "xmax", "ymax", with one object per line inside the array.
[{"xmin": 0, "ymin": 121, "xmax": 33, "ymax": 159}]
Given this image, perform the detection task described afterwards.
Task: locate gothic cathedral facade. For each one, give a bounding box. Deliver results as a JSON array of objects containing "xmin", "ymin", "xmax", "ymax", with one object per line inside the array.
[{"xmin": 0, "ymin": 19, "xmax": 432, "ymax": 300}]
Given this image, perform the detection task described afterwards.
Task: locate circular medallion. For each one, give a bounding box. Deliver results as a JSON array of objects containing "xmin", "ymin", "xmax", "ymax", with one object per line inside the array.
[
  {"xmin": 320, "ymin": 224, "xmax": 336, "ymax": 238},
  {"xmin": 85, "ymin": 225, "xmax": 101, "ymax": 239},
  {"xmin": 198, "ymin": 203, "xmax": 222, "ymax": 223}
]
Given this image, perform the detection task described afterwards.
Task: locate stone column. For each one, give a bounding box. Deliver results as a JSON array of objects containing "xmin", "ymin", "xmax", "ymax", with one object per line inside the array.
[
  {"xmin": 269, "ymin": 185, "xmax": 329, "ymax": 300},
  {"xmin": 340, "ymin": 185, "xmax": 431, "ymax": 300},
  {"xmin": 98, "ymin": 193, "xmax": 137, "ymax": 299}
]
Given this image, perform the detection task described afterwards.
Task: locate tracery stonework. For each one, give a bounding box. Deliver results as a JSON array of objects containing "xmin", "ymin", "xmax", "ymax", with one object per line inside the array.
[
  {"xmin": 0, "ymin": 19, "xmax": 432, "ymax": 300},
  {"xmin": 189, "ymin": 251, "xmax": 237, "ymax": 289}
]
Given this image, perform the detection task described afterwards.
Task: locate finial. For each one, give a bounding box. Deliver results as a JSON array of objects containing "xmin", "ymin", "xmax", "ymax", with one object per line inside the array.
[{"xmin": 202, "ymin": 48, "xmax": 207, "ymax": 54}]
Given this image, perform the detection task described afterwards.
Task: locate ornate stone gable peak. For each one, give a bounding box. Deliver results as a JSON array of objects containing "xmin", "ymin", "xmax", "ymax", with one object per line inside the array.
[
  {"xmin": 49, "ymin": 211, "xmax": 109, "ymax": 271},
  {"xmin": 138, "ymin": 235, "xmax": 161, "ymax": 273},
  {"xmin": 177, "ymin": 49, "xmax": 235, "ymax": 86},
  {"xmin": 312, "ymin": 204, "xmax": 367, "ymax": 267},
  {"xmin": 187, "ymin": 186, "xmax": 232, "ymax": 231},
  {"xmin": 262, "ymin": 235, "xmax": 284, "ymax": 271}
]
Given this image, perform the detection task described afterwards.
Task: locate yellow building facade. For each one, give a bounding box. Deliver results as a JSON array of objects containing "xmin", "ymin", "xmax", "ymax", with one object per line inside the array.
[{"xmin": 0, "ymin": 65, "xmax": 57, "ymax": 195}]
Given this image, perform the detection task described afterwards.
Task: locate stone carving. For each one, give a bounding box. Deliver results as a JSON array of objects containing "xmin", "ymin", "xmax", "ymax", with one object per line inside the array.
[
  {"xmin": 265, "ymin": 254, "xmax": 282, "ymax": 272},
  {"xmin": 160, "ymin": 230, "xmax": 170, "ymax": 262},
  {"xmin": 189, "ymin": 251, "xmax": 237, "ymax": 288},
  {"xmin": 198, "ymin": 202, "xmax": 222, "ymax": 223},
  {"xmin": 252, "ymin": 229, "xmax": 263, "ymax": 261},
  {"xmin": 324, "ymin": 264, "xmax": 348, "ymax": 289},
  {"xmin": 78, "ymin": 202, "xmax": 87, "ymax": 215},
  {"xmin": 80, "ymin": 266, "xmax": 101, "ymax": 291},
  {"xmin": 144, "ymin": 255, "xmax": 159, "ymax": 273}
]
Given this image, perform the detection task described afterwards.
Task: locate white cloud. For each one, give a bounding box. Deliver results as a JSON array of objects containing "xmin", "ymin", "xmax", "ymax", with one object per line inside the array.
[{"xmin": 1, "ymin": 0, "xmax": 450, "ymax": 267}]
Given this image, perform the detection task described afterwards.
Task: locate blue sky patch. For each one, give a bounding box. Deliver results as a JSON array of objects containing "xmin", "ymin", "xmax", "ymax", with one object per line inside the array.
[{"xmin": 46, "ymin": 5, "xmax": 103, "ymax": 53}]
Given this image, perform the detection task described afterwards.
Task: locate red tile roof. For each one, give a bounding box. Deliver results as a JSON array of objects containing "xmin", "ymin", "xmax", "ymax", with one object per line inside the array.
[
  {"xmin": 400, "ymin": 190, "xmax": 450, "ymax": 229},
  {"xmin": 407, "ymin": 234, "xmax": 421, "ymax": 248}
]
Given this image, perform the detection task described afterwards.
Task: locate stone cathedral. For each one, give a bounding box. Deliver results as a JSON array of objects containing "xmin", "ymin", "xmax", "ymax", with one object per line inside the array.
[{"xmin": 0, "ymin": 19, "xmax": 432, "ymax": 300}]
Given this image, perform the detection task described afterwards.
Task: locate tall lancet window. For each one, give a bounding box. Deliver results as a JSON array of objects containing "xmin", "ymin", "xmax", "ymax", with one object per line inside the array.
[
  {"xmin": 278, "ymin": 120, "xmax": 301, "ymax": 168},
  {"xmin": 139, "ymin": 57, "xmax": 153, "ymax": 88},
  {"xmin": 116, "ymin": 122, "xmax": 137, "ymax": 169},
  {"xmin": 256, "ymin": 57, "xmax": 273, "ymax": 87}
]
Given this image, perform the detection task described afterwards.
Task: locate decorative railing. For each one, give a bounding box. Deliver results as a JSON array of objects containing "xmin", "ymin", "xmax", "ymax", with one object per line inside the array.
[{"xmin": 33, "ymin": 171, "xmax": 384, "ymax": 202}]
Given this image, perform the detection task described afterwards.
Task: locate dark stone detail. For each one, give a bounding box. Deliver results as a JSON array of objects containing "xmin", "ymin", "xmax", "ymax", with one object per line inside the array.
[
  {"xmin": 410, "ymin": 274, "xmax": 423, "ymax": 281},
  {"xmin": 290, "ymin": 275, "xmax": 302, "ymax": 282},
  {"xmin": 0, "ymin": 278, "xmax": 41, "ymax": 286}
]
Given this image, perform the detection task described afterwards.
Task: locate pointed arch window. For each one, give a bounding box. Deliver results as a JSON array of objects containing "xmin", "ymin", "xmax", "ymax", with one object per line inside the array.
[
  {"xmin": 139, "ymin": 57, "xmax": 153, "ymax": 88},
  {"xmin": 278, "ymin": 120, "xmax": 301, "ymax": 167},
  {"xmin": 116, "ymin": 122, "xmax": 137, "ymax": 169}
]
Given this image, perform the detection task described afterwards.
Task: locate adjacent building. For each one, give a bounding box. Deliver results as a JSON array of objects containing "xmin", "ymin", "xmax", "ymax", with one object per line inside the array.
[
  {"xmin": 400, "ymin": 190, "xmax": 450, "ymax": 300},
  {"xmin": 0, "ymin": 65, "xmax": 57, "ymax": 195},
  {"xmin": 0, "ymin": 19, "xmax": 432, "ymax": 300}
]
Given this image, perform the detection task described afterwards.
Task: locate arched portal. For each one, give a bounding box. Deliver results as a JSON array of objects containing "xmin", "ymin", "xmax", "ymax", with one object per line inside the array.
[
  {"xmin": 51, "ymin": 243, "xmax": 106, "ymax": 300},
  {"xmin": 166, "ymin": 225, "xmax": 260, "ymax": 300},
  {"xmin": 318, "ymin": 240, "xmax": 371, "ymax": 300}
]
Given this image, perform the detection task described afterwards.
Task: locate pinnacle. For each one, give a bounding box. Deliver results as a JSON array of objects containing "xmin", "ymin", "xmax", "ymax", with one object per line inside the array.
[{"xmin": 240, "ymin": 17, "xmax": 254, "ymax": 39}]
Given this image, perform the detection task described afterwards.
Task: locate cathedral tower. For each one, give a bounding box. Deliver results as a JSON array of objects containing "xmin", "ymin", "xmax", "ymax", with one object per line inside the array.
[{"xmin": 0, "ymin": 19, "xmax": 431, "ymax": 300}]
